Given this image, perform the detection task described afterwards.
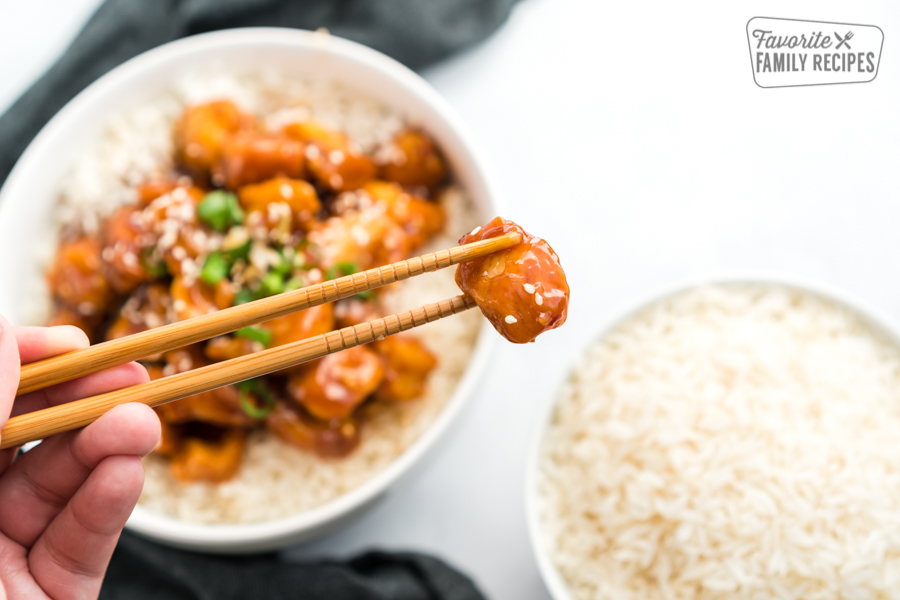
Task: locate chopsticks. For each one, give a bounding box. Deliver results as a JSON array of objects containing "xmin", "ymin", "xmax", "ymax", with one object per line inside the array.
[
  {"xmin": 17, "ymin": 232, "xmax": 521, "ymax": 396},
  {"xmin": 0, "ymin": 294, "xmax": 477, "ymax": 450}
]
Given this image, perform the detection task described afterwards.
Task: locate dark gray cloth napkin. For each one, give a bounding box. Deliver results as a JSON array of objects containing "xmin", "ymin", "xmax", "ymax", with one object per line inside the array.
[
  {"xmin": 101, "ymin": 532, "xmax": 485, "ymax": 600},
  {"xmin": 0, "ymin": 0, "xmax": 517, "ymax": 188},
  {"xmin": 1, "ymin": 0, "xmax": 516, "ymax": 597}
]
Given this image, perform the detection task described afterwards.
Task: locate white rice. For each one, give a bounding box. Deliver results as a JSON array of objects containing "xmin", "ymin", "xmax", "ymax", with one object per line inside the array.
[
  {"xmin": 45, "ymin": 70, "xmax": 482, "ymax": 523},
  {"xmin": 538, "ymin": 284, "xmax": 900, "ymax": 600}
]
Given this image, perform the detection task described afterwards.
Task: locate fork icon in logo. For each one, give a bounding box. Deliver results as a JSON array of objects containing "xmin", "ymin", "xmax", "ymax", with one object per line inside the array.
[{"xmin": 835, "ymin": 30, "xmax": 854, "ymax": 49}]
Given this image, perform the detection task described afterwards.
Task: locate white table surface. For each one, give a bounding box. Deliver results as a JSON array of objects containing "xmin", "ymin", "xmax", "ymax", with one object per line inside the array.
[{"xmin": 3, "ymin": 1, "xmax": 900, "ymax": 597}]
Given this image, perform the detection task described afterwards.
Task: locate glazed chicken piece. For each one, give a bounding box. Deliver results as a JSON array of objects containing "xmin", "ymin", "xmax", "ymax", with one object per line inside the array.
[
  {"xmin": 456, "ymin": 217, "xmax": 569, "ymax": 344},
  {"xmin": 174, "ymin": 101, "xmax": 248, "ymax": 178},
  {"xmin": 136, "ymin": 180, "xmax": 181, "ymax": 207},
  {"xmin": 238, "ymin": 176, "xmax": 320, "ymax": 232},
  {"xmin": 333, "ymin": 298, "xmax": 381, "ymax": 329},
  {"xmin": 160, "ymin": 225, "xmax": 212, "ymax": 280},
  {"xmin": 306, "ymin": 208, "xmax": 411, "ymax": 271},
  {"xmin": 204, "ymin": 335, "xmax": 260, "ymax": 361},
  {"xmin": 140, "ymin": 184, "xmax": 206, "ymax": 224},
  {"xmin": 379, "ymin": 129, "xmax": 447, "ymax": 189},
  {"xmin": 100, "ymin": 206, "xmax": 153, "ymax": 293},
  {"xmin": 105, "ymin": 282, "xmax": 171, "ymax": 341},
  {"xmin": 373, "ymin": 335, "xmax": 437, "ymax": 402},
  {"xmin": 169, "ymin": 271, "xmax": 235, "ymax": 321},
  {"xmin": 135, "ymin": 184, "xmax": 209, "ymax": 279},
  {"xmin": 46, "ymin": 234, "xmax": 114, "ymax": 318},
  {"xmin": 169, "ymin": 276, "xmax": 217, "ymax": 321},
  {"xmin": 155, "ymin": 385, "xmax": 254, "ymax": 427},
  {"xmin": 153, "ymin": 347, "xmax": 256, "ymax": 427},
  {"xmin": 265, "ymin": 303, "xmax": 334, "ymax": 348},
  {"xmin": 169, "ymin": 428, "xmax": 247, "ymax": 483},
  {"xmin": 287, "ymin": 345, "xmax": 384, "ymax": 420},
  {"xmin": 215, "ymin": 131, "xmax": 306, "ymax": 189},
  {"xmin": 361, "ymin": 181, "xmax": 444, "ymax": 250},
  {"xmin": 284, "ymin": 121, "xmax": 376, "ymax": 192},
  {"xmin": 267, "ymin": 403, "xmax": 361, "ymax": 458}
]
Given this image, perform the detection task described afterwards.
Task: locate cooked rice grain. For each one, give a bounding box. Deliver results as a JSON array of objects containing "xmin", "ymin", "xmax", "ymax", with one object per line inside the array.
[{"xmin": 538, "ymin": 284, "xmax": 900, "ymax": 600}]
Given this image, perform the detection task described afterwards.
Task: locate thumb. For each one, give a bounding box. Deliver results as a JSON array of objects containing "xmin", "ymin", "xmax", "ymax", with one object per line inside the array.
[{"xmin": 0, "ymin": 314, "xmax": 21, "ymax": 429}]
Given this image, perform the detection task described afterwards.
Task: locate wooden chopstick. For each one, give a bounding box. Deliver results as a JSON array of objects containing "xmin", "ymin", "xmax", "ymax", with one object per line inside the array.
[
  {"xmin": 17, "ymin": 232, "xmax": 520, "ymax": 396},
  {"xmin": 1, "ymin": 294, "xmax": 477, "ymax": 450}
]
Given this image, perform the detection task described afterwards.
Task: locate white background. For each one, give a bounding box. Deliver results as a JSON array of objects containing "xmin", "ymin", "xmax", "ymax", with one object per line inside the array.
[{"xmin": 2, "ymin": 1, "xmax": 900, "ymax": 598}]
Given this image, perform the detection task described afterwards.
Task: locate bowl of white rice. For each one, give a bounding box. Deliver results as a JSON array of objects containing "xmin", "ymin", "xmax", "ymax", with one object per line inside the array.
[
  {"xmin": 0, "ymin": 28, "xmax": 500, "ymax": 552},
  {"xmin": 527, "ymin": 276, "xmax": 900, "ymax": 599}
]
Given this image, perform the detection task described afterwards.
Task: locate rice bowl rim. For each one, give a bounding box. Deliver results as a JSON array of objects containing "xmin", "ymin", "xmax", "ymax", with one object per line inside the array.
[
  {"xmin": 0, "ymin": 28, "xmax": 502, "ymax": 551},
  {"xmin": 523, "ymin": 272, "xmax": 900, "ymax": 600}
]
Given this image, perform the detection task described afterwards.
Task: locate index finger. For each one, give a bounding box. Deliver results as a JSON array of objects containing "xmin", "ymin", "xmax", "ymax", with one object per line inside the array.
[
  {"xmin": 0, "ymin": 315, "xmax": 21, "ymax": 428},
  {"xmin": 13, "ymin": 325, "xmax": 89, "ymax": 365}
]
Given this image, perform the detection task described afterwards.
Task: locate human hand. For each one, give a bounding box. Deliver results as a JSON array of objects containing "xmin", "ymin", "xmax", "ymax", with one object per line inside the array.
[{"xmin": 0, "ymin": 316, "xmax": 160, "ymax": 600}]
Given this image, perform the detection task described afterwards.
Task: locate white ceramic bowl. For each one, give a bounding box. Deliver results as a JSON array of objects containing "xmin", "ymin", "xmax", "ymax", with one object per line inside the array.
[
  {"xmin": 524, "ymin": 273, "xmax": 900, "ymax": 600},
  {"xmin": 0, "ymin": 28, "xmax": 500, "ymax": 553}
]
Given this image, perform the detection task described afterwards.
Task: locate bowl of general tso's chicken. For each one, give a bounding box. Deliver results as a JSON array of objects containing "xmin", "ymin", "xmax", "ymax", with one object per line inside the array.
[{"xmin": 0, "ymin": 29, "xmax": 516, "ymax": 552}]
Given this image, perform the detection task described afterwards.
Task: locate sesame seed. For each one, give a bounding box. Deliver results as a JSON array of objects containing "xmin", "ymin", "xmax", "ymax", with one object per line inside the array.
[
  {"xmin": 328, "ymin": 149, "xmax": 345, "ymax": 164},
  {"xmin": 471, "ymin": 226, "xmax": 481, "ymax": 235},
  {"xmin": 330, "ymin": 174, "xmax": 344, "ymax": 189},
  {"xmin": 122, "ymin": 252, "xmax": 139, "ymax": 268},
  {"xmin": 305, "ymin": 145, "xmax": 321, "ymax": 161},
  {"xmin": 523, "ymin": 283, "xmax": 535, "ymax": 294},
  {"xmin": 173, "ymin": 299, "xmax": 186, "ymax": 312},
  {"xmin": 324, "ymin": 382, "xmax": 346, "ymax": 401},
  {"xmin": 280, "ymin": 183, "xmax": 294, "ymax": 199},
  {"xmin": 531, "ymin": 237, "xmax": 541, "ymax": 244},
  {"xmin": 505, "ymin": 315, "xmax": 517, "ymax": 324},
  {"xmin": 535, "ymin": 293, "xmax": 543, "ymax": 306},
  {"xmin": 351, "ymin": 224, "xmax": 370, "ymax": 246}
]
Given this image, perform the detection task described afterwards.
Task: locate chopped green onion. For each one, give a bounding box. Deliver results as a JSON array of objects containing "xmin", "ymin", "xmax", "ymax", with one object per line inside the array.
[
  {"xmin": 139, "ymin": 247, "xmax": 168, "ymax": 278},
  {"xmin": 224, "ymin": 239, "xmax": 251, "ymax": 262},
  {"xmin": 325, "ymin": 260, "xmax": 360, "ymax": 281},
  {"xmin": 200, "ymin": 251, "xmax": 230, "ymax": 286},
  {"xmin": 197, "ymin": 191, "xmax": 244, "ymax": 232},
  {"xmin": 272, "ymin": 252, "xmax": 292, "ymax": 277},
  {"xmin": 234, "ymin": 288, "xmax": 257, "ymax": 305},
  {"xmin": 355, "ymin": 290, "xmax": 375, "ymax": 300},
  {"xmin": 238, "ymin": 379, "xmax": 276, "ymax": 419},
  {"xmin": 259, "ymin": 271, "xmax": 284, "ymax": 297},
  {"xmin": 284, "ymin": 276, "xmax": 306, "ymax": 292},
  {"xmin": 337, "ymin": 261, "xmax": 359, "ymax": 276},
  {"xmin": 236, "ymin": 326, "xmax": 272, "ymax": 347}
]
